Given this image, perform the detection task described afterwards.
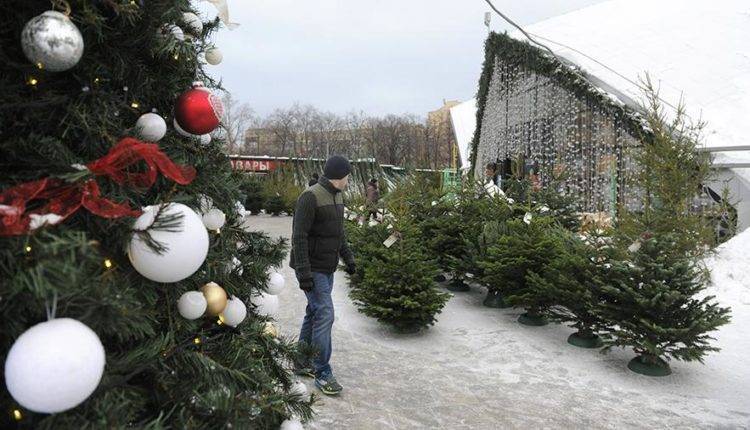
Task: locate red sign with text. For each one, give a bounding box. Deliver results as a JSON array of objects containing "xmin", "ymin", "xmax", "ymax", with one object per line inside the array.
[{"xmin": 229, "ymin": 159, "xmax": 279, "ymax": 172}]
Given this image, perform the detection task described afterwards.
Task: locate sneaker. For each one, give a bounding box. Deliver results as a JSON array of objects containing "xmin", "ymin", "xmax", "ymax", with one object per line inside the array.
[
  {"xmin": 315, "ymin": 374, "xmax": 343, "ymax": 396},
  {"xmin": 293, "ymin": 361, "xmax": 315, "ymax": 378}
]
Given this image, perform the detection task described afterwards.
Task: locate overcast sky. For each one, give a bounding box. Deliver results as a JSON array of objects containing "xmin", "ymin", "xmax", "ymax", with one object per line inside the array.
[{"xmin": 195, "ymin": 0, "xmax": 605, "ymax": 117}]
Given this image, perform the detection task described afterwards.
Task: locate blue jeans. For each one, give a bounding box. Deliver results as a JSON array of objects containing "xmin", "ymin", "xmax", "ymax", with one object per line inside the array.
[{"xmin": 298, "ymin": 272, "xmax": 335, "ymax": 378}]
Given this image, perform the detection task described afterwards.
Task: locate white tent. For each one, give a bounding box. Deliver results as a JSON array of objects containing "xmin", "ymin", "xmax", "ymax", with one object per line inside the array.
[
  {"xmin": 469, "ymin": 0, "xmax": 750, "ymax": 230},
  {"xmin": 449, "ymin": 98, "xmax": 477, "ymax": 170}
]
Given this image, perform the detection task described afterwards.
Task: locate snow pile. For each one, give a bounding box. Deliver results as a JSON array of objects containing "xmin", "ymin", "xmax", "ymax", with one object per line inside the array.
[{"xmin": 705, "ymin": 228, "xmax": 750, "ymax": 306}]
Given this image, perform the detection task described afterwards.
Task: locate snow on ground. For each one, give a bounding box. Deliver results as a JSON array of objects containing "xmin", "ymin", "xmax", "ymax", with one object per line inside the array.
[{"xmin": 248, "ymin": 215, "xmax": 750, "ymax": 429}]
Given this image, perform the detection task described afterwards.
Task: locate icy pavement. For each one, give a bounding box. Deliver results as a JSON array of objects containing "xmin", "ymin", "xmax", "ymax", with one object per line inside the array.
[{"xmin": 246, "ymin": 215, "xmax": 750, "ymax": 429}]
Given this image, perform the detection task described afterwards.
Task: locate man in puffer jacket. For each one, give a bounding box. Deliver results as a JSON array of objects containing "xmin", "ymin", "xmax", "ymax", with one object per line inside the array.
[{"xmin": 289, "ymin": 155, "xmax": 355, "ymax": 396}]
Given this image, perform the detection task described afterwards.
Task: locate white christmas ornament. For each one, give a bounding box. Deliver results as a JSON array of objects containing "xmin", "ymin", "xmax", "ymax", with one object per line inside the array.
[
  {"xmin": 221, "ymin": 296, "xmax": 247, "ymax": 327},
  {"xmin": 280, "ymin": 418, "xmax": 304, "ymax": 430},
  {"xmin": 267, "ymin": 272, "xmax": 285, "ymax": 295},
  {"xmin": 4, "ymin": 318, "xmax": 105, "ymax": 414},
  {"xmin": 199, "ymin": 133, "xmax": 211, "ymax": 145},
  {"xmin": 21, "ymin": 11, "xmax": 84, "ymax": 72},
  {"xmin": 290, "ymin": 381, "xmax": 307, "ymax": 397},
  {"xmin": 205, "ymin": 47, "xmax": 223, "ymax": 65},
  {"xmin": 128, "ymin": 203, "xmax": 209, "ymax": 283},
  {"xmin": 202, "ymin": 207, "xmax": 226, "ymax": 230},
  {"xmin": 135, "ymin": 113, "xmax": 167, "ymax": 142},
  {"xmin": 160, "ymin": 24, "xmax": 184, "ymax": 41},
  {"xmin": 182, "ymin": 12, "xmax": 203, "ymax": 36},
  {"xmin": 173, "ymin": 117, "xmax": 196, "ymax": 137},
  {"xmin": 251, "ymin": 293, "xmax": 279, "ymax": 317},
  {"xmin": 177, "ymin": 291, "xmax": 207, "ymax": 320},
  {"xmin": 235, "ymin": 200, "xmax": 246, "ymax": 217}
]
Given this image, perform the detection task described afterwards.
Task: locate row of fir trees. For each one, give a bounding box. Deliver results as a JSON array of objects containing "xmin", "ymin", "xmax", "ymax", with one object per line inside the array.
[{"xmin": 344, "ymin": 85, "xmax": 731, "ymax": 376}]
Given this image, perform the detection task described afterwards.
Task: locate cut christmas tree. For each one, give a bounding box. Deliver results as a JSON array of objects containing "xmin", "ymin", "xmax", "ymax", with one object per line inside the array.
[
  {"xmin": 0, "ymin": 1, "xmax": 312, "ymax": 427},
  {"xmin": 479, "ymin": 215, "xmax": 562, "ymax": 325}
]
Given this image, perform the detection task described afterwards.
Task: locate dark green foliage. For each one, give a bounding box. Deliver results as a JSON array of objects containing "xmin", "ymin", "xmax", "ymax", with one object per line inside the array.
[
  {"xmin": 0, "ymin": 1, "xmax": 312, "ymax": 428},
  {"xmin": 343, "ymin": 219, "xmax": 390, "ymax": 288},
  {"xmin": 596, "ymin": 234, "xmax": 731, "ymax": 363},
  {"xmin": 240, "ymin": 176, "xmax": 265, "ymax": 214},
  {"xmin": 264, "ymin": 193, "xmax": 285, "ymax": 216},
  {"xmin": 525, "ymin": 229, "xmax": 615, "ymax": 335},
  {"xmin": 349, "ymin": 222, "xmax": 449, "ymax": 332},
  {"xmin": 478, "ymin": 216, "xmax": 562, "ymax": 317}
]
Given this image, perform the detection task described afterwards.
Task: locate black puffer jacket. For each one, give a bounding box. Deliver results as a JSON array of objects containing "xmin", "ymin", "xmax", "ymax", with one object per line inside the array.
[{"xmin": 289, "ymin": 176, "xmax": 355, "ymax": 277}]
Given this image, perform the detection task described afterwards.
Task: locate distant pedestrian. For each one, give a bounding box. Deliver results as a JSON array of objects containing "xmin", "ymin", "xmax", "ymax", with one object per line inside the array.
[
  {"xmin": 308, "ymin": 172, "xmax": 319, "ymax": 187},
  {"xmin": 365, "ymin": 178, "xmax": 380, "ymax": 220}
]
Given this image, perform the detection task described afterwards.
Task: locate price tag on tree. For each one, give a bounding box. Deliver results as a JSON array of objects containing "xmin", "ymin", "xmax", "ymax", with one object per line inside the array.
[{"xmin": 383, "ymin": 232, "xmax": 400, "ymax": 248}]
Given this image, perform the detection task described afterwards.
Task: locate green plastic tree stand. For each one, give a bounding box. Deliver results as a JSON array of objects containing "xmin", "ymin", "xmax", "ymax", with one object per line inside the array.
[
  {"xmin": 447, "ymin": 278, "xmax": 470, "ymax": 292},
  {"xmin": 567, "ymin": 331, "xmax": 604, "ymax": 348},
  {"xmin": 627, "ymin": 355, "xmax": 672, "ymax": 377},
  {"xmin": 483, "ymin": 290, "xmax": 510, "ymax": 308},
  {"xmin": 434, "ymin": 273, "xmax": 447, "ymax": 282},
  {"xmin": 518, "ymin": 312, "xmax": 548, "ymax": 326}
]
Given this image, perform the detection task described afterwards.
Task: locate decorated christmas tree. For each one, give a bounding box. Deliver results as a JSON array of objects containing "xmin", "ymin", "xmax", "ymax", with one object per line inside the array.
[{"xmin": 0, "ymin": 1, "xmax": 311, "ymax": 427}]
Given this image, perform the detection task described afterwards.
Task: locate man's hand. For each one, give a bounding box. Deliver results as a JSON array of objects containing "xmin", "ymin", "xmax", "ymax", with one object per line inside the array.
[
  {"xmin": 345, "ymin": 263, "xmax": 356, "ymax": 276},
  {"xmin": 299, "ymin": 276, "xmax": 314, "ymax": 292}
]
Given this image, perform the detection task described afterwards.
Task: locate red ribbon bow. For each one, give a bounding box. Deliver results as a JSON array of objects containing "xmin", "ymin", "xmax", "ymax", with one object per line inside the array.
[{"xmin": 0, "ymin": 137, "xmax": 196, "ymax": 236}]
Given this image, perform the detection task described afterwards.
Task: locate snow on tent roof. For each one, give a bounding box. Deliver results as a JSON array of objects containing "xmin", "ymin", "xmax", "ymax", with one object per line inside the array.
[
  {"xmin": 449, "ymin": 98, "xmax": 477, "ymax": 170},
  {"xmin": 508, "ymin": 0, "xmax": 750, "ymax": 150}
]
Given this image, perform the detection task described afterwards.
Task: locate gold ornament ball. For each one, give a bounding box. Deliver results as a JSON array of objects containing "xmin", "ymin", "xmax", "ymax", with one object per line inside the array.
[
  {"xmin": 200, "ymin": 282, "xmax": 228, "ymax": 316},
  {"xmin": 263, "ymin": 322, "xmax": 278, "ymax": 337}
]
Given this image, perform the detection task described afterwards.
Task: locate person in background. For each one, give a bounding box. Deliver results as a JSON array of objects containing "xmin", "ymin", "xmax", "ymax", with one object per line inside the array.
[
  {"xmin": 290, "ymin": 155, "xmax": 356, "ymax": 396},
  {"xmin": 485, "ymin": 162, "xmax": 500, "ymax": 186},
  {"xmin": 365, "ymin": 178, "xmax": 380, "ymax": 220},
  {"xmin": 308, "ymin": 172, "xmax": 319, "ymax": 186}
]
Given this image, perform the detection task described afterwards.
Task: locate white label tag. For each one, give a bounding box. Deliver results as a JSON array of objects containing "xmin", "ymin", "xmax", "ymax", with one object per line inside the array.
[{"xmin": 383, "ymin": 233, "xmax": 399, "ymax": 248}]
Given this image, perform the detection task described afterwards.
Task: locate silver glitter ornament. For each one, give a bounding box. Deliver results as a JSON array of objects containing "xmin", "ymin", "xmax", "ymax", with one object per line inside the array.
[{"xmin": 21, "ymin": 11, "xmax": 84, "ymax": 72}]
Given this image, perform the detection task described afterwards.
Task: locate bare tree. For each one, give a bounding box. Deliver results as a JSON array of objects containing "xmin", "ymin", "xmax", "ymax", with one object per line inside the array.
[{"xmin": 221, "ymin": 92, "xmax": 256, "ymax": 154}]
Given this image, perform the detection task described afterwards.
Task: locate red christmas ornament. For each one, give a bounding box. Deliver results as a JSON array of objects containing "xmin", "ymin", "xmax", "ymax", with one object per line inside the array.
[{"xmin": 174, "ymin": 82, "xmax": 223, "ymax": 135}]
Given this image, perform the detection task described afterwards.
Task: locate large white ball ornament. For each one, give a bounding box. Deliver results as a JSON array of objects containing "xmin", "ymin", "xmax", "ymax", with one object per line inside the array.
[
  {"xmin": 267, "ymin": 272, "xmax": 285, "ymax": 295},
  {"xmin": 4, "ymin": 318, "xmax": 105, "ymax": 414},
  {"xmin": 135, "ymin": 113, "xmax": 167, "ymax": 142},
  {"xmin": 290, "ymin": 381, "xmax": 307, "ymax": 397},
  {"xmin": 182, "ymin": 12, "xmax": 203, "ymax": 36},
  {"xmin": 251, "ymin": 293, "xmax": 279, "ymax": 317},
  {"xmin": 177, "ymin": 291, "xmax": 207, "ymax": 320},
  {"xmin": 202, "ymin": 207, "xmax": 226, "ymax": 230},
  {"xmin": 21, "ymin": 11, "xmax": 84, "ymax": 72},
  {"xmin": 221, "ymin": 296, "xmax": 247, "ymax": 327},
  {"xmin": 128, "ymin": 203, "xmax": 209, "ymax": 283},
  {"xmin": 199, "ymin": 134, "xmax": 211, "ymax": 145},
  {"xmin": 280, "ymin": 418, "xmax": 304, "ymax": 430},
  {"xmin": 205, "ymin": 47, "xmax": 223, "ymax": 65}
]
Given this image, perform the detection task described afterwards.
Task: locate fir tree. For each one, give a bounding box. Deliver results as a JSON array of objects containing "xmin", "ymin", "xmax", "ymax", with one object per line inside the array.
[
  {"xmin": 0, "ymin": 1, "xmax": 312, "ymax": 427},
  {"xmin": 478, "ymin": 216, "xmax": 561, "ymax": 325},
  {"xmin": 526, "ymin": 229, "xmax": 614, "ymax": 346},
  {"xmin": 349, "ymin": 208, "xmax": 449, "ymax": 333},
  {"xmin": 596, "ymin": 234, "xmax": 731, "ymax": 374}
]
